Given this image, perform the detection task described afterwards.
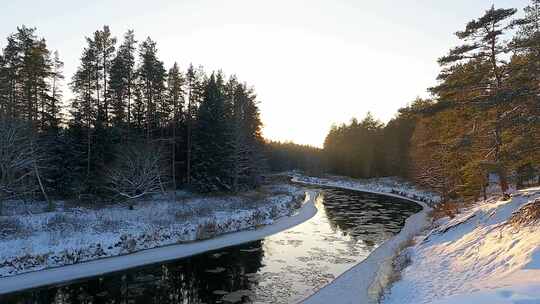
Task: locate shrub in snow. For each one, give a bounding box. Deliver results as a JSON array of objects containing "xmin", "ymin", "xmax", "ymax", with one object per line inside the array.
[
  {"xmin": 508, "ymin": 198, "xmax": 540, "ymax": 227},
  {"xmin": 106, "ymin": 143, "xmax": 166, "ymax": 200},
  {"xmin": 0, "ymin": 118, "xmax": 46, "ymax": 211}
]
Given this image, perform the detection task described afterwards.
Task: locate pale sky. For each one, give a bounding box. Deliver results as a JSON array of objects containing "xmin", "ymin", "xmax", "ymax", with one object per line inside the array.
[{"xmin": 1, "ymin": 0, "xmax": 529, "ymax": 147}]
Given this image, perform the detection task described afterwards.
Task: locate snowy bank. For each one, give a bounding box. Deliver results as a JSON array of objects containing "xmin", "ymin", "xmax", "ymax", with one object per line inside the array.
[
  {"xmin": 0, "ymin": 184, "xmax": 312, "ymax": 284},
  {"xmin": 293, "ymin": 175, "xmax": 433, "ymax": 304},
  {"xmin": 292, "ymin": 174, "xmax": 440, "ymax": 206},
  {"xmin": 0, "ymin": 190, "xmax": 318, "ymax": 295},
  {"xmin": 383, "ymin": 187, "xmax": 540, "ymax": 304}
]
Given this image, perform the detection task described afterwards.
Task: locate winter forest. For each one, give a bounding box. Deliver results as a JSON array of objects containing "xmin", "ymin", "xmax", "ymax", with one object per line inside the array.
[
  {"xmin": 0, "ymin": 25, "xmax": 266, "ymax": 208},
  {"xmin": 1, "ymin": 2, "xmax": 540, "ymax": 304},
  {"xmin": 273, "ymin": 5, "xmax": 540, "ymax": 203},
  {"xmin": 2, "ymin": 5, "xmax": 540, "ymax": 209}
]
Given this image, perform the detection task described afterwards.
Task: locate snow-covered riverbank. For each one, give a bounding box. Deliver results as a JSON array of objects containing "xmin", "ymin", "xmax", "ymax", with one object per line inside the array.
[
  {"xmin": 0, "ymin": 190, "xmax": 319, "ymax": 295},
  {"xmin": 294, "ymin": 174, "xmax": 434, "ymax": 304},
  {"xmin": 383, "ymin": 187, "xmax": 540, "ymax": 304},
  {"xmin": 0, "ymin": 184, "xmax": 310, "ymax": 282},
  {"xmin": 296, "ymin": 175, "xmax": 540, "ymax": 304},
  {"xmin": 293, "ymin": 174, "xmax": 440, "ymax": 206}
]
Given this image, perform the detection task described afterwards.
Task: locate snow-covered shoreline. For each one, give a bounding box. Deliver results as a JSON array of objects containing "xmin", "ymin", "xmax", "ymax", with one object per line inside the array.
[
  {"xmin": 0, "ymin": 190, "xmax": 319, "ymax": 295},
  {"xmin": 383, "ymin": 187, "xmax": 540, "ymax": 304},
  {"xmin": 294, "ymin": 175, "xmax": 540, "ymax": 304},
  {"xmin": 292, "ymin": 175, "xmax": 434, "ymax": 304},
  {"xmin": 0, "ymin": 184, "xmax": 311, "ymax": 281},
  {"xmin": 292, "ymin": 174, "xmax": 440, "ymax": 206}
]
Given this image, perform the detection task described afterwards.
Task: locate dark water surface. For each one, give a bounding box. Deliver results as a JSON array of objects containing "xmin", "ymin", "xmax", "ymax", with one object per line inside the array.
[{"xmin": 1, "ymin": 188, "xmax": 422, "ymax": 304}]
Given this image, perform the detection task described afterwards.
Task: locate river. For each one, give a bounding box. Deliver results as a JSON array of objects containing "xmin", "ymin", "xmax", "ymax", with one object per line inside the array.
[{"xmin": 1, "ymin": 187, "xmax": 422, "ymax": 304}]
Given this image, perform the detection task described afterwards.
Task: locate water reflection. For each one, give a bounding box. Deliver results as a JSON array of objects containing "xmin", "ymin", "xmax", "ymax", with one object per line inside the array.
[{"xmin": 2, "ymin": 188, "xmax": 421, "ymax": 304}]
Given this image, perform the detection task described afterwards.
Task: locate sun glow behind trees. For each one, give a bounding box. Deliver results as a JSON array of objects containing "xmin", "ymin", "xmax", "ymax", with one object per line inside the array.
[{"xmin": 0, "ymin": 0, "xmax": 531, "ymax": 147}]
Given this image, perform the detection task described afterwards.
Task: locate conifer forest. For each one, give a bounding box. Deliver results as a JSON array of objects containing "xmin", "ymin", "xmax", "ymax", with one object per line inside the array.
[{"xmin": 1, "ymin": 2, "xmax": 540, "ymax": 304}]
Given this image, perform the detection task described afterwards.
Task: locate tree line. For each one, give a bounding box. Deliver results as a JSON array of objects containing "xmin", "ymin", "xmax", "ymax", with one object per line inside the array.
[
  {"xmin": 323, "ymin": 3, "xmax": 540, "ymax": 202},
  {"xmin": 266, "ymin": 141, "xmax": 323, "ymax": 175},
  {"xmin": 0, "ymin": 25, "xmax": 266, "ymax": 208}
]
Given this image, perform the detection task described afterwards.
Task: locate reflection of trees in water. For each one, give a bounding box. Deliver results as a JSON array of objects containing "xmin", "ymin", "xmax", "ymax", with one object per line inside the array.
[
  {"xmin": 321, "ymin": 189, "xmax": 421, "ymax": 250},
  {"xmin": 3, "ymin": 241, "xmax": 265, "ymax": 304}
]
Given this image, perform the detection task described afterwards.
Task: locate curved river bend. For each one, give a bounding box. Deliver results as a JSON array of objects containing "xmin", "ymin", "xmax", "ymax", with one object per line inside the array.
[{"xmin": 2, "ymin": 187, "xmax": 422, "ymax": 304}]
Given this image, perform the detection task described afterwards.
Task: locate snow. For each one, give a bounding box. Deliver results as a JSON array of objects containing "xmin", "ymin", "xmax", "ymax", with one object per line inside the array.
[
  {"xmin": 292, "ymin": 174, "xmax": 440, "ymax": 206},
  {"xmin": 293, "ymin": 175, "xmax": 433, "ymax": 304},
  {"xmin": 0, "ymin": 190, "xmax": 319, "ymax": 295},
  {"xmin": 0, "ymin": 184, "xmax": 308, "ymax": 281},
  {"xmin": 383, "ymin": 187, "xmax": 540, "ymax": 304}
]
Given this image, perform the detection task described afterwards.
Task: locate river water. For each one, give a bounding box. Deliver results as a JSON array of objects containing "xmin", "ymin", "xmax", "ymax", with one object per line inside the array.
[{"xmin": 1, "ymin": 187, "xmax": 421, "ymax": 304}]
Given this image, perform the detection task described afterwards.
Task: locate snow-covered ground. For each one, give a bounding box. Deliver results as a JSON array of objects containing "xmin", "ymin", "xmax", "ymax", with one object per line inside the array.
[
  {"xmin": 0, "ymin": 184, "xmax": 307, "ymax": 279},
  {"xmin": 383, "ymin": 187, "xmax": 540, "ymax": 304},
  {"xmin": 292, "ymin": 174, "xmax": 440, "ymax": 206},
  {"xmin": 0, "ymin": 190, "xmax": 319, "ymax": 295},
  {"xmin": 294, "ymin": 174, "xmax": 433, "ymax": 304}
]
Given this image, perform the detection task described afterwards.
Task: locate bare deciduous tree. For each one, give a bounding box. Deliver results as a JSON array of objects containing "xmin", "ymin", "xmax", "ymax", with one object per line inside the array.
[
  {"xmin": 0, "ymin": 118, "xmax": 41, "ymax": 212},
  {"xmin": 106, "ymin": 144, "xmax": 165, "ymax": 200}
]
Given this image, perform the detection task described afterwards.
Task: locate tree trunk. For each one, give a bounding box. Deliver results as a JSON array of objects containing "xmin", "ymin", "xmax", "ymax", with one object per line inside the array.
[
  {"xmin": 186, "ymin": 87, "xmax": 192, "ymax": 185},
  {"xmin": 103, "ymin": 53, "xmax": 108, "ymax": 126},
  {"xmin": 87, "ymin": 115, "xmax": 92, "ymax": 179},
  {"xmin": 172, "ymin": 99, "xmax": 177, "ymax": 202},
  {"xmin": 232, "ymin": 93, "xmax": 240, "ymax": 192},
  {"xmin": 127, "ymin": 71, "xmax": 132, "ymax": 142},
  {"xmin": 34, "ymin": 161, "xmax": 52, "ymax": 210}
]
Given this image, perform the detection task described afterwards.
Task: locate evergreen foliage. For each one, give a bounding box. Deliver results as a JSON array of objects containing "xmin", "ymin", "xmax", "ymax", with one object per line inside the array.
[
  {"xmin": 319, "ymin": 3, "xmax": 540, "ymax": 202},
  {"xmin": 0, "ymin": 26, "xmax": 267, "ymax": 202},
  {"xmin": 1, "ymin": 1, "xmax": 539, "ymax": 205}
]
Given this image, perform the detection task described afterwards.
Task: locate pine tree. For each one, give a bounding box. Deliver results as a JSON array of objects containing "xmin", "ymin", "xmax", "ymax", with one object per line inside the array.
[
  {"xmin": 184, "ymin": 64, "xmax": 205, "ymax": 185},
  {"xmin": 110, "ymin": 30, "xmax": 136, "ymax": 132},
  {"xmin": 512, "ymin": 0, "xmax": 540, "ymax": 57},
  {"xmin": 1, "ymin": 30, "xmax": 23, "ymax": 119},
  {"xmin": 71, "ymin": 37, "xmax": 98, "ymax": 182},
  {"xmin": 227, "ymin": 76, "xmax": 245, "ymax": 191},
  {"xmin": 137, "ymin": 37, "xmax": 167, "ymax": 140},
  {"xmin": 0, "ymin": 53, "xmax": 7, "ymax": 117},
  {"xmin": 132, "ymin": 82, "xmax": 145, "ymax": 132},
  {"xmin": 438, "ymin": 6, "xmax": 516, "ymax": 90},
  {"xmin": 510, "ymin": 0, "xmax": 540, "ymax": 95},
  {"xmin": 167, "ymin": 63, "xmax": 185, "ymax": 190},
  {"xmin": 0, "ymin": 27, "xmax": 54, "ymax": 130},
  {"xmin": 46, "ymin": 50, "xmax": 64, "ymax": 132},
  {"xmin": 436, "ymin": 6, "xmax": 517, "ymax": 194},
  {"xmin": 92, "ymin": 26, "xmax": 116, "ymax": 127}
]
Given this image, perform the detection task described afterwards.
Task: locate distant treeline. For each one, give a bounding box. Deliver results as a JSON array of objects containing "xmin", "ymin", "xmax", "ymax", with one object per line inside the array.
[
  {"xmin": 266, "ymin": 141, "xmax": 323, "ymax": 175},
  {"xmin": 271, "ymin": 2, "xmax": 540, "ymax": 202},
  {"xmin": 0, "ymin": 25, "xmax": 265, "ymax": 206}
]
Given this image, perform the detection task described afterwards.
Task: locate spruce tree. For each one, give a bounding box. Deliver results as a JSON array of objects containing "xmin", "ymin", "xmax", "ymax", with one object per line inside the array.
[
  {"xmin": 227, "ymin": 80, "xmax": 265, "ymax": 190},
  {"xmin": 192, "ymin": 73, "xmax": 233, "ymax": 192}
]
